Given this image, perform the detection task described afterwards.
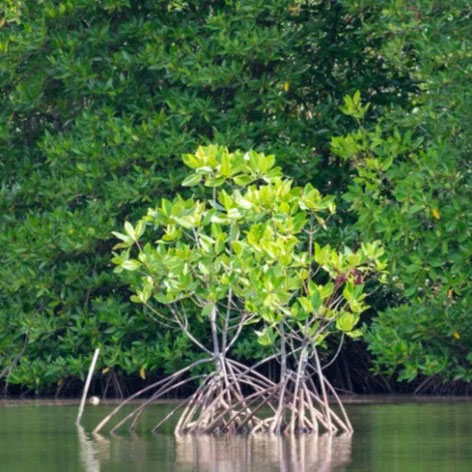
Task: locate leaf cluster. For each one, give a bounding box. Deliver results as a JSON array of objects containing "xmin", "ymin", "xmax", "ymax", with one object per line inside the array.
[{"xmin": 114, "ymin": 146, "xmax": 386, "ymax": 362}]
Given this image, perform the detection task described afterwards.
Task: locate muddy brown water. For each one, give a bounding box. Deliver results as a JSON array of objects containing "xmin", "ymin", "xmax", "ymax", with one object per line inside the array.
[{"xmin": 1, "ymin": 397, "xmax": 471, "ymax": 471}]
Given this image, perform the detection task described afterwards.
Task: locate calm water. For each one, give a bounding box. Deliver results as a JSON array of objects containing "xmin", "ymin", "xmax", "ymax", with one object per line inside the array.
[{"xmin": 1, "ymin": 399, "xmax": 472, "ymax": 471}]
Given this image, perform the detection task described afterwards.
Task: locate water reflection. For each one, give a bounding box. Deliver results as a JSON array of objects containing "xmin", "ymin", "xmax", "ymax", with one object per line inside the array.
[
  {"xmin": 175, "ymin": 433, "xmax": 352, "ymax": 472},
  {"xmin": 4, "ymin": 401, "xmax": 472, "ymax": 472},
  {"xmin": 77, "ymin": 426, "xmax": 110, "ymax": 472},
  {"xmin": 77, "ymin": 428, "xmax": 351, "ymax": 472}
]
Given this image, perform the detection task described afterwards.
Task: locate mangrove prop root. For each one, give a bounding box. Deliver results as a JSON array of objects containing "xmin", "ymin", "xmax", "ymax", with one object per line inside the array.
[
  {"xmin": 93, "ymin": 356, "xmax": 353, "ymax": 436},
  {"xmin": 92, "ymin": 358, "xmax": 211, "ymax": 434}
]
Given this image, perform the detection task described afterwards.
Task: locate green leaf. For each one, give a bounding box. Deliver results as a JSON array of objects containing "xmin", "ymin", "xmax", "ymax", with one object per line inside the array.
[
  {"xmin": 122, "ymin": 259, "xmax": 140, "ymax": 271},
  {"xmin": 233, "ymin": 174, "xmax": 253, "ymax": 186},
  {"xmin": 298, "ymin": 297, "xmax": 312, "ymax": 313},
  {"xmin": 181, "ymin": 173, "xmax": 202, "ymax": 187},
  {"xmin": 336, "ymin": 312, "xmax": 357, "ymax": 332},
  {"xmin": 201, "ymin": 304, "xmax": 215, "ymax": 318},
  {"xmin": 182, "ymin": 153, "xmax": 201, "ymax": 169},
  {"xmin": 255, "ymin": 327, "xmax": 276, "ymax": 346},
  {"xmin": 124, "ymin": 221, "xmax": 136, "ymax": 240},
  {"xmin": 219, "ymin": 152, "xmax": 232, "ymax": 177},
  {"xmin": 310, "ymin": 290, "xmax": 322, "ymax": 311}
]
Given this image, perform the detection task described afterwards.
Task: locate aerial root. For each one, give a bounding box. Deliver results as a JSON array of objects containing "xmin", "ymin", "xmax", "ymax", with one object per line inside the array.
[
  {"xmin": 93, "ymin": 357, "xmax": 270, "ymax": 435},
  {"xmin": 175, "ymin": 359, "xmax": 271, "ymax": 435},
  {"xmin": 93, "ymin": 357, "xmax": 352, "ymax": 436},
  {"xmin": 250, "ymin": 370, "xmax": 353, "ymax": 436},
  {"xmin": 92, "ymin": 358, "xmax": 212, "ymax": 435}
]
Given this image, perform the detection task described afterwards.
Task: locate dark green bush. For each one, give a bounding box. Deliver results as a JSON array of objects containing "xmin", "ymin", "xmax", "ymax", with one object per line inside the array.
[
  {"xmin": 0, "ymin": 0, "xmax": 414, "ymax": 392},
  {"xmin": 334, "ymin": 0, "xmax": 472, "ymax": 385}
]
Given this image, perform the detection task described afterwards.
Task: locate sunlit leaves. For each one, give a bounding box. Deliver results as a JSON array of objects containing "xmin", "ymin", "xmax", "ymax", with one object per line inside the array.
[
  {"xmin": 339, "ymin": 90, "xmax": 370, "ymax": 120},
  {"xmin": 114, "ymin": 145, "xmax": 384, "ymax": 354},
  {"xmin": 181, "ymin": 145, "xmax": 282, "ymax": 188},
  {"xmin": 181, "ymin": 173, "xmax": 203, "ymax": 187},
  {"xmin": 336, "ymin": 312, "xmax": 358, "ymax": 333},
  {"xmin": 255, "ymin": 326, "xmax": 277, "ymax": 346}
]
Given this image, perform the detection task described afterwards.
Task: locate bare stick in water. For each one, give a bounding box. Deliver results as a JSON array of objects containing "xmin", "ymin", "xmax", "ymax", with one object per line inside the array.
[{"xmin": 76, "ymin": 348, "xmax": 100, "ymax": 426}]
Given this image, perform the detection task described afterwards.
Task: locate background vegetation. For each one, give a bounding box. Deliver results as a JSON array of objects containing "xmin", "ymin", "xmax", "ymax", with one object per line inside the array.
[
  {"xmin": 0, "ymin": 0, "xmax": 470, "ymax": 395},
  {"xmin": 337, "ymin": 0, "xmax": 472, "ymax": 392}
]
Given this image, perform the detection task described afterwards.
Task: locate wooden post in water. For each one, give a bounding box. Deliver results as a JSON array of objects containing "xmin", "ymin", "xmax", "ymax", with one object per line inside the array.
[{"xmin": 76, "ymin": 348, "xmax": 100, "ymax": 426}]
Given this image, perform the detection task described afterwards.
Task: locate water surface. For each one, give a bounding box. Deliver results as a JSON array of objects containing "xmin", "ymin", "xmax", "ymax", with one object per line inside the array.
[{"xmin": 1, "ymin": 399, "xmax": 471, "ymax": 471}]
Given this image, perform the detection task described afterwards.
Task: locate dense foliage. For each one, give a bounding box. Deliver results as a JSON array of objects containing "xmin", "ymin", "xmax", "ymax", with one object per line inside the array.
[
  {"xmin": 0, "ymin": 0, "xmax": 412, "ymax": 392},
  {"xmin": 335, "ymin": 1, "xmax": 472, "ymax": 387},
  {"xmin": 116, "ymin": 144, "xmax": 385, "ymax": 362}
]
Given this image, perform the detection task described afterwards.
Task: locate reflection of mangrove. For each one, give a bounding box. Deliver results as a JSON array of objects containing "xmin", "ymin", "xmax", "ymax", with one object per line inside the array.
[
  {"xmin": 77, "ymin": 425, "xmax": 110, "ymax": 472},
  {"xmin": 78, "ymin": 430, "xmax": 176, "ymax": 470},
  {"xmin": 77, "ymin": 428, "xmax": 351, "ymax": 471},
  {"xmin": 175, "ymin": 433, "xmax": 352, "ymax": 472}
]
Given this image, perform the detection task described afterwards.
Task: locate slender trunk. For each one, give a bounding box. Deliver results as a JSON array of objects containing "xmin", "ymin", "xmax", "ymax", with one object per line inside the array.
[
  {"xmin": 221, "ymin": 289, "xmax": 232, "ymax": 353},
  {"xmin": 290, "ymin": 343, "xmax": 308, "ymax": 433},
  {"xmin": 313, "ymin": 346, "xmax": 333, "ymax": 433},
  {"xmin": 210, "ymin": 305, "xmax": 220, "ymax": 357},
  {"xmin": 270, "ymin": 323, "xmax": 288, "ymax": 434}
]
